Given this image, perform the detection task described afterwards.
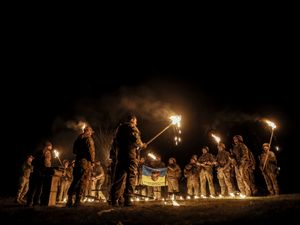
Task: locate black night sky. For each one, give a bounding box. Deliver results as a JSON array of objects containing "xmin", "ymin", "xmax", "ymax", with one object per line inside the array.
[{"xmin": 1, "ymin": 22, "xmax": 299, "ymax": 197}]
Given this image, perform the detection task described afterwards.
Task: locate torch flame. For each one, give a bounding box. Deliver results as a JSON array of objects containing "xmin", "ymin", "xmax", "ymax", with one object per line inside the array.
[
  {"xmin": 148, "ymin": 153, "xmax": 157, "ymax": 160},
  {"xmin": 53, "ymin": 149, "xmax": 59, "ymax": 158},
  {"xmin": 170, "ymin": 115, "xmax": 181, "ymax": 126},
  {"xmin": 82, "ymin": 123, "xmax": 86, "ymax": 132},
  {"xmin": 265, "ymin": 120, "xmax": 276, "ymax": 129},
  {"xmin": 211, "ymin": 134, "xmax": 221, "ymax": 144}
]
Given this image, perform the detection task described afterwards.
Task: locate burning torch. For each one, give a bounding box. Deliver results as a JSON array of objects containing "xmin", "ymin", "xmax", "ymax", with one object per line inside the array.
[
  {"xmin": 53, "ymin": 149, "xmax": 63, "ymax": 167},
  {"xmin": 81, "ymin": 122, "xmax": 86, "ymax": 132},
  {"xmin": 211, "ymin": 133, "xmax": 221, "ymax": 145},
  {"xmin": 147, "ymin": 152, "xmax": 157, "ymax": 160},
  {"xmin": 145, "ymin": 115, "xmax": 182, "ymax": 146},
  {"xmin": 262, "ymin": 120, "xmax": 277, "ymax": 170}
]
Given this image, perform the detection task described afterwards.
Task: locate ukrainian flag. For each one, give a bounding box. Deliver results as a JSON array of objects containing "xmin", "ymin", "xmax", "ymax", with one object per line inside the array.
[{"xmin": 141, "ymin": 165, "xmax": 167, "ymax": 186}]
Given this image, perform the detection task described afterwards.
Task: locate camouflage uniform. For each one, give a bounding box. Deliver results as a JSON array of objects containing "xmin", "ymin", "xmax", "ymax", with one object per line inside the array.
[
  {"xmin": 184, "ymin": 158, "xmax": 200, "ymax": 197},
  {"xmin": 259, "ymin": 144, "xmax": 279, "ymax": 195},
  {"xmin": 16, "ymin": 156, "xmax": 34, "ymax": 203},
  {"xmin": 110, "ymin": 118, "xmax": 145, "ymax": 206},
  {"xmin": 248, "ymin": 150, "xmax": 258, "ymax": 195},
  {"xmin": 167, "ymin": 158, "xmax": 181, "ymax": 195},
  {"xmin": 231, "ymin": 135, "xmax": 252, "ymax": 196},
  {"xmin": 57, "ymin": 161, "xmax": 73, "ymax": 202},
  {"xmin": 90, "ymin": 161, "xmax": 105, "ymax": 200},
  {"xmin": 136, "ymin": 157, "xmax": 147, "ymax": 197},
  {"xmin": 198, "ymin": 147, "xmax": 216, "ymax": 197},
  {"xmin": 147, "ymin": 157, "xmax": 165, "ymax": 200},
  {"xmin": 216, "ymin": 144, "xmax": 233, "ymax": 196},
  {"xmin": 67, "ymin": 127, "xmax": 95, "ymax": 207}
]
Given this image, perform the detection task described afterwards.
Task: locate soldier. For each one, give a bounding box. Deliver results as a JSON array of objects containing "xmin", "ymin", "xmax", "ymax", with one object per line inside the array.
[
  {"xmin": 16, "ymin": 155, "xmax": 34, "ymax": 204},
  {"xmin": 231, "ymin": 135, "xmax": 251, "ymax": 197},
  {"xmin": 110, "ymin": 115, "xmax": 147, "ymax": 207},
  {"xmin": 91, "ymin": 160, "xmax": 106, "ymax": 200},
  {"xmin": 148, "ymin": 155, "xmax": 165, "ymax": 200},
  {"xmin": 27, "ymin": 141, "xmax": 53, "ymax": 207},
  {"xmin": 57, "ymin": 160, "xmax": 72, "ymax": 203},
  {"xmin": 184, "ymin": 157, "xmax": 200, "ymax": 197},
  {"xmin": 248, "ymin": 150, "xmax": 258, "ymax": 195},
  {"xmin": 215, "ymin": 143, "xmax": 234, "ymax": 197},
  {"xmin": 259, "ymin": 143, "xmax": 279, "ymax": 195},
  {"xmin": 198, "ymin": 146, "xmax": 216, "ymax": 198},
  {"xmin": 166, "ymin": 157, "xmax": 181, "ymax": 199},
  {"xmin": 136, "ymin": 157, "xmax": 147, "ymax": 197},
  {"xmin": 66, "ymin": 126, "xmax": 95, "ymax": 207}
]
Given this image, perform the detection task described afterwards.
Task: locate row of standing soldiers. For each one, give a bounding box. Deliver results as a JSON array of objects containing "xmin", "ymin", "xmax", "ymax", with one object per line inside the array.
[
  {"xmin": 16, "ymin": 116, "xmax": 279, "ymax": 207},
  {"xmin": 16, "ymin": 132, "xmax": 106, "ymax": 206},
  {"xmin": 179, "ymin": 136, "xmax": 279, "ymax": 198},
  {"xmin": 134, "ymin": 136, "xmax": 279, "ymax": 200}
]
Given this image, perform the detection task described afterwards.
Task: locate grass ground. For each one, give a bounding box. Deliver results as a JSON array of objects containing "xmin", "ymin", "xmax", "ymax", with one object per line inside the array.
[{"xmin": 1, "ymin": 194, "xmax": 299, "ymax": 225}]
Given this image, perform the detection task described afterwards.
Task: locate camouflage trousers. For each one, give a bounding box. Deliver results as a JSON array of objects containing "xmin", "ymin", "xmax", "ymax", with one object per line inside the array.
[
  {"xmin": 187, "ymin": 177, "xmax": 199, "ymax": 196},
  {"xmin": 17, "ymin": 176, "xmax": 30, "ymax": 200},
  {"xmin": 57, "ymin": 179, "xmax": 71, "ymax": 202},
  {"xmin": 217, "ymin": 168, "xmax": 233, "ymax": 196},
  {"xmin": 234, "ymin": 165, "xmax": 251, "ymax": 196},
  {"xmin": 200, "ymin": 169, "xmax": 215, "ymax": 196},
  {"xmin": 262, "ymin": 170, "xmax": 279, "ymax": 195},
  {"xmin": 67, "ymin": 159, "xmax": 92, "ymax": 205},
  {"xmin": 167, "ymin": 178, "xmax": 179, "ymax": 193},
  {"xmin": 110, "ymin": 160, "xmax": 137, "ymax": 205}
]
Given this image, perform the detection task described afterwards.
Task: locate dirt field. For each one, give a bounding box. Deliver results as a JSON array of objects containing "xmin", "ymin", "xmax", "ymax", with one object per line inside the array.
[{"xmin": 1, "ymin": 194, "xmax": 300, "ymax": 225}]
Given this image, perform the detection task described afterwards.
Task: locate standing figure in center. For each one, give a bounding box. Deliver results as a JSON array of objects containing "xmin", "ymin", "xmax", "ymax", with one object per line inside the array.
[{"xmin": 110, "ymin": 115, "xmax": 147, "ymax": 207}]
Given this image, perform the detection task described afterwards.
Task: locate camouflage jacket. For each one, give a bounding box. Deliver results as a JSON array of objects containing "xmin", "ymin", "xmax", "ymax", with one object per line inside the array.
[
  {"xmin": 167, "ymin": 164, "xmax": 181, "ymax": 179},
  {"xmin": 216, "ymin": 150, "xmax": 231, "ymax": 170},
  {"xmin": 232, "ymin": 142, "xmax": 250, "ymax": 166},
  {"xmin": 22, "ymin": 161, "xmax": 33, "ymax": 179},
  {"xmin": 184, "ymin": 163, "xmax": 199, "ymax": 178},
  {"xmin": 116, "ymin": 122, "xmax": 143, "ymax": 161},
  {"xmin": 73, "ymin": 133, "xmax": 95, "ymax": 163},
  {"xmin": 197, "ymin": 153, "xmax": 216, "ymax": 170},
  {"xmin": 259, "ymin": 151, "xmax": 277, "ymax": 172}
]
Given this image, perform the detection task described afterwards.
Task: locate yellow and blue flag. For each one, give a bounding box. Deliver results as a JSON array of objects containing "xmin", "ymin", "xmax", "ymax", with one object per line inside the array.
[{"xmin": 141, "ymin": 165, "xmax": 167, "ymax": 186}]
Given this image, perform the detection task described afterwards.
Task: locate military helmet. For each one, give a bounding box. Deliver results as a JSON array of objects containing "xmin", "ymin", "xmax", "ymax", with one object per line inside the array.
[
  {"xmin": 262, "ymin": 143, "xmax": 270, "ymax": 148},
  {"xmin": 218, "ymin": 142, "xmax": 226, "ymax": 149},
  {"xmin": 202, "ymin": 146, "xmax": 209, "ymax": 152},
  {"xmin": 233, "ymin": 135, "xmax": 243, "ymax": 142},
  {"xmin": 44, "ymin": 141, "xmax": 52, "ymax": 147},
  {"xmin": 191, "ymin": 154, "xmax": 198, "ymax": 160},
  {"xmin": 27, "ymin": 155, "xmax": 34, "ymax": 159},
  {"xmin": 169, "ymin": 157, "xmax": 176, "ymax": 163}
]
